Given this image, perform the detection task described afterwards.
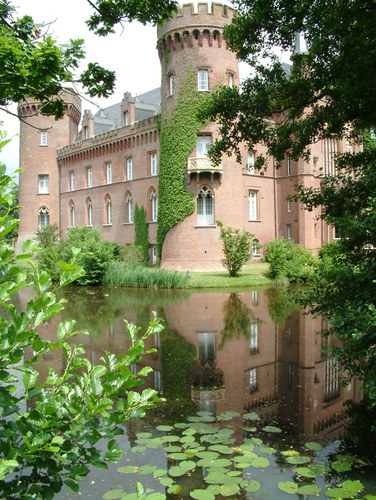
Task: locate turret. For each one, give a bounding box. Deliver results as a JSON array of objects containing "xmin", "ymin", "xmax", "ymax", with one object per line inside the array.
[{"xmin": 16, "ymin": 89, "xmax": 81, "ymax": 251}]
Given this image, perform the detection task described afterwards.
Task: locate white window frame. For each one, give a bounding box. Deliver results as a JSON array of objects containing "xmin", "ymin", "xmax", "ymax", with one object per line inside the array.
[
  {"xmin": 70, "ymin": 202, "xmax": 75, "ymax": 227},
  {"xmin": 106, "ymin": 197, "xmax": 112, "ymax": 225},
  {"xmin": 124, "ymin": 111, "xmax": 129, "ymax": 126},
  {"xmin": 38, "ymin": 174, "xmax": 49, "ymax": 194},
  {"xmin": 248, "ymin": 190, "xmax": 258, "ymax": 221},
  {"xmin": 197, "ymin": 185, "xmax": 214, "ymax": 226},
  {"xmin": 106, "ymin": 163, "xmax": 112, "ymax": 184},
  {"xmin": 83, "ymin": 126, "xmax": 89, "ymax": 140},
  {"xmin": 228, "ymin": 73, "xmax": 234, "ymax": 88},
  {"xmin": 40, "ymin": 131, "xmax": 48, "ymax": 146},
  {"xmin": 127, "ymin": 158, "xmax": 133, "ymax": 180},
  {"xmin": 70, "ymin": 171, "xmax": 75, "ymax": 191},
  {"xmin": 197, "ymin": 135, "xmax": 211, "ymax": 158},
  {"xmin": 87, "ymin": 167, "xmax": 92, "ymax": 187},
  {"xmin": 151, "ymin": 191, "xmax": 158, "ymax": 222},
  {"xmin": 87, "ymin": 200, "xmax": 92, "ymax": 226},
  {"xmin": 127, "ymin": 195, "xmax": 133, "ymax": 223},
  {"xmin": 251, "ymin": 239, "xmax": 260, "ymax": 256},
  {"xmin": 250, "ymin": 323, "xmax": 259, "ymax": 353},
  {"xmin": 287, "ymin": 225, "xmax": 292, "ymax": 240},
  {"xmin": 198, "ymin": 70, "xmax": 209, "ymax": 91},
  {"xmin": 38, "ymin": 206, "xmax": 50, "ymax": 227},
  {"xmin": 247, "ymin": 151, "xmax": 255, "ymax": 174},
  {"xmin": 168, "ymin": 75, "xmax": 174, "ymax": 96},
  {"xmin": 150, "ymin": 152, "xmax": 158, "ymax": 176},
  {"xmin": 287, "ymin": 199, "xmax": 292, "ymax": 212}
]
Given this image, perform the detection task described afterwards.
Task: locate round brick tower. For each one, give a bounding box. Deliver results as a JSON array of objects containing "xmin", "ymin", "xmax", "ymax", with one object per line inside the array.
[
  {"xmin": 157, "ymin": 3, "xmax": 243, "ymax": 271},
  {"xmin": 17, "ymin": 90, "xmax": 81, "ymax": 251}
]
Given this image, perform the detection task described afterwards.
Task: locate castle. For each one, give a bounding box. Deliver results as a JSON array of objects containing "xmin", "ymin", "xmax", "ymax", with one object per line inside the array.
[{"xmin": 17, "ymin": 3, "xmax": 354, "ymax": 270}]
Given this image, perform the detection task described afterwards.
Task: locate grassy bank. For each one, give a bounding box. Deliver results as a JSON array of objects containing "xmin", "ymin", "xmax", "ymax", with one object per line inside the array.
[{"xmin": 188, "ymin": 262, "xmax": 272, "ymax": 288}]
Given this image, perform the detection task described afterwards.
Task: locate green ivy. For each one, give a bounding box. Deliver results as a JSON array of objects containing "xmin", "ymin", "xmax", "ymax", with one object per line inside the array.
[
  {"xmin": 363, "ymin": 128, "xmax": 376, "ymax": 152},
  {"xmin": 157, "ymin": 72, "xmax": 210, "ymax": 256},
  {"xmin": 134, "ymin": 204, "xmax": 149, "ymax": 263}
]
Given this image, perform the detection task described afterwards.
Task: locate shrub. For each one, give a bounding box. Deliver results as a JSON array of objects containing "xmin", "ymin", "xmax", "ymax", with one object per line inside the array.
[
  {"xmin": 217, "ymin": 220, "xmax": 254, "ymax": 277},
  {"xmin": 103, "ymin": 262, "xmax": 191, "ymax": 288},
  {"xmin": 117, "ymin": 244, "xmax": 146, "ymax": 265},
  {"xmin": 264, "ymin": 238, "xmax": 318, "ymax": 282},
  {"xmin": 35, "ymin": 224, "xmax": 62, "ymax": 280}
]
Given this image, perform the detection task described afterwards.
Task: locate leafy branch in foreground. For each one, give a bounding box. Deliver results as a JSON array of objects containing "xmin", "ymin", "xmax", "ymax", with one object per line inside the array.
[{"xmin": 0, "ymin": 165, "xmax": 163, "ymax": 499}]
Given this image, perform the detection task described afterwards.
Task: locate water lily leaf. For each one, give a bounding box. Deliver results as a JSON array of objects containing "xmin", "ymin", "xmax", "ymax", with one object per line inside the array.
[
  {"xmin": 278, "ymin": 481, "xmax": 299, "ymax": 494},
  {"xmin": 227, "ymin": 470, "xmax": 242, "ymax": 476},
  {"xmin": 180, "ymin": 460, "xmax": 196, "ymax": 471},
  {"xmin": 298, "ymin": 484, "xmax": 321, "ymax": 495},
  {"xmin": 258, "ymin": 446, "xmax": 277, "ymax": 454},
  {"xmin": 117, "ymin": 466, "xmax": 138, "ymax": 474},
  {"xmin": 331, "ymin": 460, "xmax": 352, "ymax": 472},
  {"xmin": 161, "ymin": 435, "xmax": 181, "ymax": 442},
  {"xmin": 196, "ymin": 451, "xmax": 219, "ymax": 460},
  {"xmin": 159, "ymin": 477, "xmax": 173, "ymax": 487},
  {"xmin": 220, "ymin": 483, "xmax": 240, "ymax": 496},
  {"xmin": 294, "ymin": 467, "xmax": 317, "ymax": 478},
  {"xmin": 136, "ymin": 432, "xmax": 153, "ymax": 439},
  {"xmin": 190, "ymin": 489, "xmax": 215, "ymax": 500},
  {"xmin": 167, "ymin": 485, "xmax": 181, "ymax": 495},
  {"xmin": 147, "ymin": 494, "xmax": 166, "ymax": 500},
  {"xmin": 184, "ymin": 449, "xmax": 197, "ymax": 459},
  {"xmin": 308, "ymin": 464, "xmax": 330, "ymax": 475},
  {"xmin": 197, "ymin": 411, "xmax": 214, "ymax": 417},
  {"xmin": 207, "ymin": 485, "xmax": 221, "ymax": 495},
  {"xmin": 204, "ymin": 471, "xmax": 228, "ymax": 484},
  {"xmin": 146, "ymin": 438, "xmax": 165, "ymax": 448},
  {"xmin": 217, "ymin": 411, "xmax": 240, "ymax": 421},
  {"xmin": 183, "ymin": 428, "xmax": 197, "ymax": 436},
  {"xmin": 286, "ymin": 455, "xmax": 311, "ymax": 465},
  {"xmin": 139, "ymin": 464, "xmax": 157, "ymax": 475},
  {"xmin": 169, "ymin": 466, "xmax": 187, "ymax": 477},
  {"xmin": 174, "ymin": 422, "xmax": 188, "ymax": 429},
  {"xmin": 239, "ymin": 443, "xmax": 255, "ymax": 452},
  {"xmin": 233, "ymin": 453, "xmax": 257, "ymax": 463},
  {"xmin": 217, "ymin": 428, "xmax": 235, "ymax": 437},
  {"xmin": 248, "ymin": 437, "xmax": 263, "ymax": 446},
  {"xmin": 164, "ymin": 446, "xmax": 181, "ymax": 453},
  {"xmin": 167, "ymin": 453, "xmax": 189, "ymax": 461},
  {"xmin": 103, "ymin": 490, "xmax": 125, "ymax": 499},
  {"xmin": 243, "ymin": 412, "xmax": 260, "ymax": 420},
  {"xmin": 197, "ymin": 458, "xmax": 216, "ymax": 468},
  {"xmin": 262, "ymin": 425, "xmax": 282, "ymax": 433},
  {"xmin": 206, "ymin": 467, "xmax": 229, "ymax": 475},
  {"xmin": 235, "ymin": 462, "xmax": 251, "ymax": 469},
  {"xmin": 281, "ymin": 450, "xmax": 300, "ymax": 457},
  {"xmin": 121, "ymin": 494, "xmax": 137, "ymax": 500},
  {"xmin": 208, "ymin": 444, "xmax": 233, "ymax": 455},
  {"xmin": 250, "ymin": 456, "xmax": 270, "ymax": 468},
  {"xmin": 325, "ymin": 480, "xmax": 363, "ymax": 498},
  {"xmin": 131, "ymin": 445, "xmax": 146, "ymax": 453},
  {"xmin": 246, "ymin": 480, "xmax": 261, "ymax": 493},
  {"xmin": 243, "ymin": 426, "xmax": 257, "ymax": 432},
  {"xmin": 209, "ymin": 458, "xmax": 233, "ymax": 468},
  {"xmin": 156, "ymin": 425, "xmax": 174, "ymax": 432},
  {"xmin": 153, "ymin": 469, "xmax": 167, "ymax": 478},
  {"xmin": 180, "ymin": 435, "xmax": 195, "ymax": 444},
  {"xmin": 187, "ymin": 416, "xmax": 216, "ymax": 423},
  {"xmin": 305, "ymin": 441, "xmax": 322, "ymax": 451}
]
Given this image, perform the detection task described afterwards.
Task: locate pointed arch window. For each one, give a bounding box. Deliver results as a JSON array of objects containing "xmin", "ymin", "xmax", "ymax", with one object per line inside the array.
[
  {"xmin": 38, "ymin": 206, "xmax": 50, "ymax": 227},
  {"xmin": 197, "ymin": 185, "xmax": 214, "ymax": 226},
  {"xmin": 86, "ymin": 198, "xmax": 93, "ymax": 226},
  {"xmin": 69, "ymin": 200, "xmax": 75, "ymax": 227},
  {"xmin": 105, "ymin": 195, "xmax": 112, "ymax": 225},
  {"xmin": 150, "ymin": 189, "xmax": 158, "ymax": 222},
  {"xmin": 126, "ymin": 193, "xmax": 133, "ymax": 223}
]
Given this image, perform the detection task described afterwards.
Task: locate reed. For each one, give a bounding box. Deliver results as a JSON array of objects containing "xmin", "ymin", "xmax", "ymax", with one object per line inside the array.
[{"xmin": 103, "ymin": 262, "xmax": 190, "ymax": 288}]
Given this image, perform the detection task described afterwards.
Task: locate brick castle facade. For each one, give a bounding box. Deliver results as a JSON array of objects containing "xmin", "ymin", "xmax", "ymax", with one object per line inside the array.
[{"xmin": 17, "ymin": 3, "xmax": 355, "ymax": 270}]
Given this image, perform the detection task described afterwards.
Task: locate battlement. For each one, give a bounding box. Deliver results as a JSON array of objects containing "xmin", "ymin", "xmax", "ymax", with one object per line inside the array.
[{"xmin": 157, "ymin": 2, "xmax": 235, "ymax": 40}]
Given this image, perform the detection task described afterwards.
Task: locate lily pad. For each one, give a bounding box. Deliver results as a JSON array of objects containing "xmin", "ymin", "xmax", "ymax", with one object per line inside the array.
[
  {"xmin": 180, "ymin": 435, "xmax": 195, "ymax": 444},
  {"xmin": 207, "ymin": 485, "xmax": 221, "ymax": 495},
  {"xmin": 167, "ymin": 452, "xmax": 189, "ymax": 461},
  {"xmin": 217, "ymin": 411, "xmax": 240, "ymax": 421},
  {"xmin": 246, "ymin": 480, "xmax": 261, "ymax": 493},
  {"xmin": 147, "ymin": 494, "xmax": 166, "ymax": 500},
  {"xmin": 294, "ymin": 467, "xmax": 317, "ymax": 478},
  {"xmin": 208, "ymin": 444, "xmax": 233, "ymax": 454},
  {"xmin": 305, "ymin": 441, "xmax": 322, "ymax": 451},
  {"xmin": 131, "ymin": 446, "xmax": 146, "ymax": 453},
  {"xmin": 139, "ymin": 464, "xmax": 157, "ymax": 475},
  {"xmin": 103, "ymin": 490, "xmax": 125, "ymax": 499},
  {"xmin": 239, "ymin": 443, "xmax": 255, "ymax": 452},
  {"xmin": 250, "ymin": 456, "xmax": 270, "ymax": 468},
  {"xmin": 235, "ymin": 462, "xmax": 251, "ymax": 469},
  {"xmin": 167, "ymin": 485, "xmax": 181, "ymax": 495},
  {"xmin": 308, "ymin": 464, "xmax": 331, "ymax": 475},
  {"xmin": 227, "ymin": 470, "xmax": 242, "ymax": 477},
  {"xmin": 331, "ymin": 460, "xmax": 352, "ymax": 472},
  {"xmin": 248, "ymin": 437, "xmax": 263, "ymax": 446},
  {"xmin": 190, "ymin": 489, "xmax": 215, "ymax": 500},
  {"xmin": 281, "ymin": 450, "xmax": 300, "ymax": 457},
  {"xmin": 117, "ymin": 466, "xmax": 138, "ymax": 474},
  {"xmin": 220, "ymin": 483, "xmax": 240, "ymax": 496},
  {"xmin": 243, "ymin": 426, "xmax": 257, "ymax": 432},
  {"xmin": 325, "ymin": 480, "xmax": 363, "ymax": 498},
  {"xmin": 136, "ymin": 432, "xmax": 153, "ymax": 439},
  {"xmin": 159, "ymin": 478, "xmax": 174, "ymax": 487},
  {"xmin": 298, "ymin": 484, "xmax": 321, "ymax": 495},
  {"xmin": 203, "ymin": 471, "xmax": 229, "ymax": 485},
  {"xmin": 243, "ymin": 412, "xmax": 260, "ymax": 420},
  {"xmin": 174, "ymin": 422, "xmax": 188, "ymax": 429},
  {"xmin": 196, "ymin": 451, "xmax": 219, "ymax": 460},
  {"xmin": 156, "ymin": 425, "xmax": 174, "ymax": 432},
  {"xmin": 180, "ymin": 460, "xmax": 196, "ymax": 471},
  {"xmin": 286, "ymin": 455, "xmax": 311, "ymax": 465},
  {"xmin": 164, "ymin": 446, "xmax": 181, "ymax": 453},
  {"xmin": 153, "ymin": 469, "xmax": 167, "ymax": 478},
  {"xmin": 169, "ymin": 466, "xmax": 187, "ymax": 477},
  {"xmin": 262, "ymin": 425, "xmax": 282, "ymax": 433},
  {"xmin": 258, "ymin": 446, "xmax": 277, "ymax": 454},
  {"xmin": 278, "ymin": 481, "xmax": 299, "ymax": 494}
]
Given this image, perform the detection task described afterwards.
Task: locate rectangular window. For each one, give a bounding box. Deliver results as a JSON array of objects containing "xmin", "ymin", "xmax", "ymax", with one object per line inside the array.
[
  {"xmin": 70, "ymin": 171, "xmax": 75, "ymax": 191},
  {"xmin": 106, "ymin": 163, "xmax": 112, "ymax": 184},
  {"xmin": 152, "ymin": 195, "xmax": 158, "ymax": 222},
  {"xmin": 40, "ymin": 131, "xmax": 48, "ymax": 146},
  {"xmin": 169, "ymin": 75, "xmax": 174, "ymax": 96},
  {"xmin": 249, "ymin": 323, "xmax": 259, "ymax": 353},
  {"xmin": 128, "ymin": 198, "xmax": 133, "ymax": 223},
  {"xmin": 152, "ymin": 246, "xmax": 157, "ymax": 265},
  {"xmin": 371, "ymin": 128, "xmax": 376, "ymax": 139},
  {"xmin": 228, "ymin": 73, "xmax": 234, "ymax": 88},
  {"xmin": 287, "ymin": 199, "xmax": 292, "ymax": 212},
  {"xmin": 83, "ymin": 126, "xmax": 89, "ymax": 139},
  {"xmin": 248, "ymin": 191, "xmax": 258, "ymax": 221},
  {"xmin": 150, "ymin": 152, "xmax": 158, "ymax": 176},
  {"xmin": 287, "ymin": 225, "xmax": 292, "ymax": 240},
  {"xmin": 287, "ymin": 156, "xmax": 291, "ymax": 176},
  {"xmin": 87, "ymin": 203, "xmax": 92, "ymax": 226},
  {"xmin": 247, "ymin": 151, "xmax": 255, "ymax": 174},
  {"xmin": 198, "ymin": 70, "xmax": 209, "ymax": 91},
  {"xmin": 124, "ymin": 111, "xmax": 129, "ymax": 126},
  {"xmin": 127, "ymin": 158, "xmax": 133, "ymax": 180},
  {"xmin": 38, "ymin": 175, "xmax": 49, "ymax": 194},
  {"xmin": 196, "ymin": 135, "xmax": 211, "ymax": 157},
  {"xmin": 198, "ymin": 332, "xmax": 216, "ymax": 363},
  {"xmin": 249, "ymin": 368, "xmax": 257, "ymax": 393},
  {"xmin": 87, "ymin": 167, "xmax": 92, "ymax": 187}
]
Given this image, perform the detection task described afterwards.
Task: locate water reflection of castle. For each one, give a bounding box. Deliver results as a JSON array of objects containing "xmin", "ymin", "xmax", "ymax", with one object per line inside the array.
[{"xmin": 20, "ymin": 287, "xmax": 361, "ymax": 444}]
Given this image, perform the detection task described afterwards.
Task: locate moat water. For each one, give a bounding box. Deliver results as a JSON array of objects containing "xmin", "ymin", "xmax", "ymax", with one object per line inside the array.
[{"xmin": 17, "ymin": 286, "xmax": 375, "ymax": 499}]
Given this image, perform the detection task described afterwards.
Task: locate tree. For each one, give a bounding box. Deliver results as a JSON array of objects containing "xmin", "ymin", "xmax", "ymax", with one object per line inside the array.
[
  {"xmin": 217, "ymin": 220, "xmax": 254, "ymax": 277},
  {"xmin": 0, "ymin": 0, "xmax": 178, "ymax": 119},
  {"xmin": 202, "ymin": 1, "xmax": 376, "ymax": 403}
]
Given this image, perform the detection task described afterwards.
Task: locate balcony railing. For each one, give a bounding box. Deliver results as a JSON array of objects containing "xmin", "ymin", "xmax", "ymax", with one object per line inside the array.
[{"xmin": 187, "ymin": 157, "xmax": 223, "ymax": 182}]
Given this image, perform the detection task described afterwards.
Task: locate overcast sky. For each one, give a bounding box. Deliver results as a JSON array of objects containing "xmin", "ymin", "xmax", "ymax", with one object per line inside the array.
[{"xmin": 0, "ymin": 0, "xmax": 254, "ymax": 177}]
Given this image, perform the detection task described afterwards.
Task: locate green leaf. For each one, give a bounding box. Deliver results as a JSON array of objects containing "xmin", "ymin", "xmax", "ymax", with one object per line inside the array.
[
  {"xmin": 103, "ymin": 490, "xmax": 125, "ymax": 499},
  {"xmin": 262, "ymin": 425, "xmax": 282, "ymax": 433},
  {"xmin": 331, "ymin": 460, "xmax": 352, "ymax": 472},
  {"xmin": 278, "ymin": 481, "xmax": 299, "ymax": 494},
  {"xmin": 23, "ymin": 368, "xmax": 39, "ymax": 389},
  {"xmin": 169, "ymin": 466, "xmax": 186, "ymax": 477},
  {"xmin": 117, "ymin": 466, "xmax": 138, "ymax": 474},
  {"xmin": 298, "ymin": 484, "xmax": 321, "ymax": 495},
  {"xmin": 190, "ymin": 489, "xmax": 215, "ymax": 500},
  {"xmin": 167, "ymin": 485, "xmax": 181, "ymax": 495},
  {"xmin": 305, "ymin": 441, "xmax": 322, "ymax": 451},
  {"xmin": 64, "ymin": 479, "xmax": 79, "ymax": 493},
  {"xmin": 246, "ymin": 480, "xmax": 261, "ymax": 493},
  {"xmin": 220, "ymin": 483, "xmax": 240, "ymax": 497},
  {"xmin": 286, "ymin": 455, "xmax": 311, "ymax": 465},
  {"xmin": 243, "ymin": 412, "xmax": 260, "ymax": 420},
  {"xmin": 325, "ymin": 480, "xmax": 363, "ymax": 498}
]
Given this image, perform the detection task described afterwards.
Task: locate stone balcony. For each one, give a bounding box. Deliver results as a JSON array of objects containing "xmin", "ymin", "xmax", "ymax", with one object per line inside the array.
[{"xmin": 187, "ymin": 157, "xmax": 223, "ymax": 183}]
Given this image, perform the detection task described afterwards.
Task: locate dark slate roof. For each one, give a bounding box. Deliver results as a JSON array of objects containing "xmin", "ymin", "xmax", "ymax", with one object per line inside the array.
[{"xmin": 75, "ymin": 87, "xmax": 161, "ymax": 142}]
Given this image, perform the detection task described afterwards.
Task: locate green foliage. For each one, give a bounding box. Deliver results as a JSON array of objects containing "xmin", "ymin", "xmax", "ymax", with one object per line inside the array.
[
  {"xmin": 157, "ymin": 72, "xmax": 210, "ymax": 256},
  {"xmin": 220, "ymin": 293, "xmax": 253, "ymax": 347},
  {"xmin": 217, "ymin": 221, "xmax": 254, "ymax": 277},
  {"xmin": 103, "ymin": 262, "xmax": 191, "ymax": 288},
  {"xmin": 0, "ymin": 170, "xmax": 164, "ymax": 499},
  {"xmin": 265, "ymin": 287, "xmax": 300, "ymax": 328},
  {"xmin": 134, "ymin": 205, "xmax": 150, "ymax": 263},
  {"xmin": 117, "ymin": 244, "xmax": 145, "ymax": 266},
  {"xmin": 264, "ymin": 239, "xmax": 318, "ymax": 282},
  {"xmin": 0, "ymin": 160, "xmax": 18, "ymax": 244},
  {"xmin": 35, "ymin": 224, "xmax": 62, "ymax": 281}
]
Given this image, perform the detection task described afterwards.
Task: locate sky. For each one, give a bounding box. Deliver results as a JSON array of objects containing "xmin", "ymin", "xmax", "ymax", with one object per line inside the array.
[{"xmin": 0, "ymin": 0, "xmax": 262, "ymax": 178}]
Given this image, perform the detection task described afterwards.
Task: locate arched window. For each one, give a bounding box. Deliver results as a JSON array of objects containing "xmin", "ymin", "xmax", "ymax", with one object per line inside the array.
[
  {"xmin": 86, "ymin": 197, "xmax": 92, "ymax": 226},
  {"xmin": 105, "ymin": 195, "xmax": 112, "ymax": 225},
  {"xmin": 150, "ymin": 189, "xmax": 158, "ymax": 222},
  {"xmin": 69, "ymin": 200, "xmax": 75, "ymax": 227},
  {"xmin": 126, "ymin": 193, "xmax": 133, "ymax": 223},
  {"xmin": 251, "ymin": 239, "xmax": 260, "ymax": 256},
  {"xmin": 197, "ymin": 185, "xmax": 214, "ymax": 226},
  {"xmin": 38, "ymin": 206, "xmax": 50, "ymax": 227}
]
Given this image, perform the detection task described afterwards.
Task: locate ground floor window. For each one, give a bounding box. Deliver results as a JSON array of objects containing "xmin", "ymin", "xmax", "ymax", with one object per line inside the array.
[
  {"xmin": 197, "ymin": 185, "xmax": 214, "ymax": 226},
  {"xmin": 38, "ymin": 206, "xmax": 50, "ymax": 227}
]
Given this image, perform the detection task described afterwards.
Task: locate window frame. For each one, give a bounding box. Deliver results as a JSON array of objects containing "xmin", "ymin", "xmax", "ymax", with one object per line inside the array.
[
  {"xmin": 196, "ymin": 185, "xmax": 214, "ymax": 226},
  {"xmin": 151, "ymin": 190, "xmax": 158, "ymax": 222},
  {"xmin": 197, "ymin": 69, "xmax": 209, "ymax": 91},
  {"xmin": 248, "ymin": 190, "xmax": 258, "ymax": 221},
  {"xmin": 40, "ymin": 131, "xmax": 48, "ymax": 146},
  {"xmin": 150, "ymin": 152, "xmax": 158, "ymax": 176},
  {"xmin": 287, "ymin": 224, "xmax": 292, "ymax": 240},
  {"xmin": 105, "ymin": 196, "xmax": 112, "ymax": 225},
  {"xmin": 106, "ymin": 163, "xmax": 112, "ymax": 184},
  {"xmin": 38, "ymin": 174, "xmax": 49, "ymax": 194},
  {"xmin": 38, "ymin": 206, "xmax": 50, "ymax": 227},
  {"xmin": 87, "ymin": 167, "xmax": 92, "ymax": 188},
  {"xmin": 247, "ymin": 151, "xmax": 255, "ymax": 174},
  {"xmin": 168, "ymin": 74, "xmax": 174, "ymax": 96},
  {"xmin": 70, "ymin": 171, "xmax": 75, "ymax": 191},
  {"xmin": 126, "ymin": 158, "xmax": 133, "ymax": 181}
]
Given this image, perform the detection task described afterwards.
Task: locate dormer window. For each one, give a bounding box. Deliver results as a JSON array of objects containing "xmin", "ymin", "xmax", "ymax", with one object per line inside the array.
[{"xmin": 124, "ymin": 111, "xmax": 129, "ymax": 126}]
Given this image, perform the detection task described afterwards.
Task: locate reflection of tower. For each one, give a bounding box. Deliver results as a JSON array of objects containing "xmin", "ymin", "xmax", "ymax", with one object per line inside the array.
[{"xmin": 17, "ymin": 90, "xmax": 81, "ymax": 250}]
